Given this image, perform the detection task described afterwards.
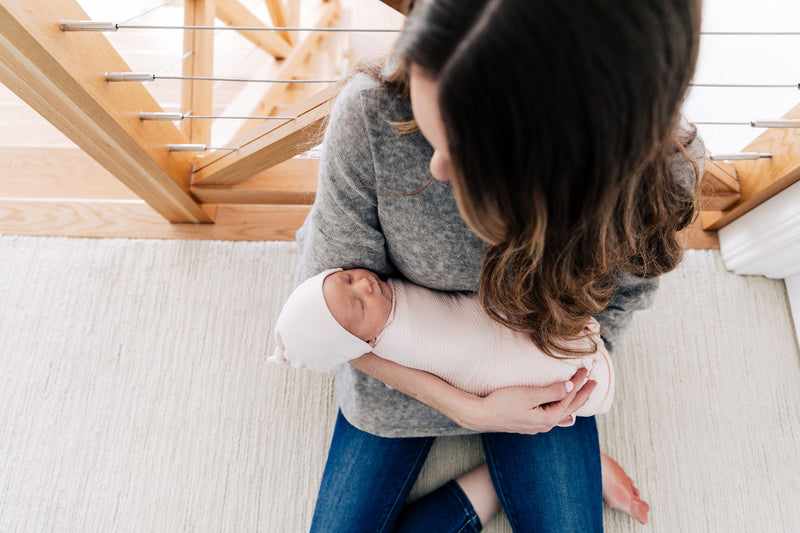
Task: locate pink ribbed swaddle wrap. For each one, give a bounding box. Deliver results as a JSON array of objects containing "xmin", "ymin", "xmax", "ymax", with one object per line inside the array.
[{"xmin": 374, "ymin": 280, "xmax": 614, "ymax": 416}]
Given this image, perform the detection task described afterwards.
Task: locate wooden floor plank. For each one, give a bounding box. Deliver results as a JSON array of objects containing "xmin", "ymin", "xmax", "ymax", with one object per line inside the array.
[
  {"xmin": 680, "ymin": 216, "xmax": 720, "ymax": 250},
  {"xmin": 0, "ymin": 146, "xmax": 138, "ymax": 199},
  {"xmin": 190, "ymin": 157, "xmax": 318, "ymax": 204},
  {"xmin": 0, "ymin": 196, "xmax": 716, "ymax": 249},
  {"xmin": 0, "ymin": 200, "xmax": 310, "ymax": 241}
]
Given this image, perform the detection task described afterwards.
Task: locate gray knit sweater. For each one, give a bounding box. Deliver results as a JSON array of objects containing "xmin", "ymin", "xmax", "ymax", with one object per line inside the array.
[{"xmin": 296, "ymin": 73, "xmax": 705, "ymax": 438}]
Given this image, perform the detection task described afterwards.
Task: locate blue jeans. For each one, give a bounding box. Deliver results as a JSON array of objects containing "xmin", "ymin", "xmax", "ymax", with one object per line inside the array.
[{"xmin": 309, "ymin": 411, "xmax": 602, "ymax": 533}]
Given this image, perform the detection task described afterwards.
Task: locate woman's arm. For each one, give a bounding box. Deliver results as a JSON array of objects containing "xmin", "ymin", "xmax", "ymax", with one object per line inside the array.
[
  {"xmin": 294, "ymin": 75, "xmax": 596, "ymax": 435},
  {"xmin": 350, "ymin": 353, "xmax": 596, "ymax": 434},
  {"xmin": 295, "ymin": 76, "xmax": 394, "ymax": 283},
  {"xmin": 594, "ymin": 271, "xmax": 660, "ymax": 352}
]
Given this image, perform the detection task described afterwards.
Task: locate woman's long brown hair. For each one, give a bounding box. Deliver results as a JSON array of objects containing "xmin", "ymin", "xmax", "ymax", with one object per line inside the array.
[{"xmin": 376, "ymin": 0, "xmax": 703, "ymax": 357}]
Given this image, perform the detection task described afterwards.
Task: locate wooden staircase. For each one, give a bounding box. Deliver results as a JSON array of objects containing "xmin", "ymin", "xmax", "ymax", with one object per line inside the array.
[{"xmin": 0, "ymin": 0, "xmax": 796, "ymax": 249}]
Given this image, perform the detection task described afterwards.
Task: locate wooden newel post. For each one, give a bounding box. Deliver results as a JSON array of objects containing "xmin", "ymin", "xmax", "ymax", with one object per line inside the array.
[{"xmin": 0, "ymin": 0, "xmax": 213, "ymax": 223}]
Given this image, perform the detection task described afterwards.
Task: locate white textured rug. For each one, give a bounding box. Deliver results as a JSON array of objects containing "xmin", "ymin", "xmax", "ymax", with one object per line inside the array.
[{"xmin": 0, "ymin": 235, "xmax": 798, "ymax": 532}]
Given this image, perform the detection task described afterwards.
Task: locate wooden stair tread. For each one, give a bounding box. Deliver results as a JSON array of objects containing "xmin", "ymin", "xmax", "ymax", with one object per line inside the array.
[{"xmin": 190, "ymin": 157, "xmax": 318, "ymax": 205}]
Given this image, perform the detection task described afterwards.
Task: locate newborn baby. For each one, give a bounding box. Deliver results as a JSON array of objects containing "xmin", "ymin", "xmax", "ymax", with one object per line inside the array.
[{"xmin": 271, "ymin": 268, "xmax": 614, "ymax": 417}]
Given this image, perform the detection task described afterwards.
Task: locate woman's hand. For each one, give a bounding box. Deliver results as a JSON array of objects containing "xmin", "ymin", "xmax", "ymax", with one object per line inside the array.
[
  {"xmin": 349, "ymin": 353, "xmax": 596, "ymax": 435},
  {"xmin": 459, "ymin": 367, "xmax": 597, "ymax": 434}
]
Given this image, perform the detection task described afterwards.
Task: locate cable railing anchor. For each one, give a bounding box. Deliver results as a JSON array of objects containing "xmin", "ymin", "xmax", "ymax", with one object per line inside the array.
[{"xmin": 709, "ymin": 152, "xmax": 773, "ymax": 161}]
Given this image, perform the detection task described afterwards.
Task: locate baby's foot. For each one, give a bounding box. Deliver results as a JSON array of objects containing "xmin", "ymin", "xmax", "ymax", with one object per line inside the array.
[{"xmin": 600, "ymin": 453, "xmax": 650, "ymax": 524}]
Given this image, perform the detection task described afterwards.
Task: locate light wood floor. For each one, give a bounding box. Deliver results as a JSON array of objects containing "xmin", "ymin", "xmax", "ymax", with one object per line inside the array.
[{"xmin": 0, "ymin": 130, "xmax": 718, "ymax": 246}]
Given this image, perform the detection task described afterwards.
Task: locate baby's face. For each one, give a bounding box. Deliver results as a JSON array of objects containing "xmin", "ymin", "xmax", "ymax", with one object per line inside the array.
[{"xmin": 322, "ymin": 269, "xmax": 393, "ymax": 345}]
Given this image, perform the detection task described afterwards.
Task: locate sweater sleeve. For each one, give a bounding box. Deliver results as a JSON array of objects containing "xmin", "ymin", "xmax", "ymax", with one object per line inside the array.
[
  {"xmin": 594, "ymin": 120, "xmax": 705, "ymax": 352},
  {"xmin": 594, "ymin": 271, "xmax": 660, "ymax": 353},
  {"xmin": 293, "ymin": 76, "xmax": 473, "ymax": 437},
  {"xmin": 295, "ymin": 76, "xmax": 393, "ymax": 283}
]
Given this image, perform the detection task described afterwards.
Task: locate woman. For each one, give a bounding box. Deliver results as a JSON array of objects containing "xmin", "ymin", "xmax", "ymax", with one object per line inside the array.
[{"xmin": 296, "ymin": 0, "xmax": 704, "ymax": 531}]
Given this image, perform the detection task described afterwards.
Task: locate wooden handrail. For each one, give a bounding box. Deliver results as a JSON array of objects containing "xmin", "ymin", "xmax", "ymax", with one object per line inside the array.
[
  {"xmin": 227, "ymin": 0, "xmax": 339, "ymax": 141},
  {"xmin": 192, "ymin": 86, "xmax": 335, "ymax": 186}
]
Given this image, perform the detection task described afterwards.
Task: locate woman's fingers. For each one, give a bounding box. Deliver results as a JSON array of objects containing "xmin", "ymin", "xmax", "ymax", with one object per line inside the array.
[
  {"xmin": 538, "ymin": 368, "xmax": 596, "ymax": 427},
  {"xmin": 568, "ymin": 379, "xmax": 597, "ymax": 412},
  {"xmin": 529, "ymin": 367, "xmax": 589, "ymax": 407},
  {"xmin": 474, "ymin": 367, "xmax": 597, "ymax": 434},
  {"xmin": 553, "ymin": 381, "xmax": 597, "ymax": 426}
]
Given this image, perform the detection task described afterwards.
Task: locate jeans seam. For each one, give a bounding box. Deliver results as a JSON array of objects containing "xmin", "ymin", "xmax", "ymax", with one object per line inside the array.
[
  {"xmin": 482, "ymin": 434, "xmax": 520, "ymax": 533},
  {"xmin": 376, "ymin": 438, "xmax": 432, "ymax": 533},
  {"xmin": 446, "ymin": 482, "xmax": 483, "ymax": 533},
  {"xmin": 454, "ymin": 519, "xmax": 479, "ymax": 533}
]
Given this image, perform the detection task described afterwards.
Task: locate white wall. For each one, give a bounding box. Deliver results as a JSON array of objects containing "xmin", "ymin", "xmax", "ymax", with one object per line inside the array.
[
  {"xmin": 683, "ymin": 0, "xmax": 800, "ymax": 155},
  {"xmin": 341, "ymin": 0, "xmax": 404, "ymax": 62}
]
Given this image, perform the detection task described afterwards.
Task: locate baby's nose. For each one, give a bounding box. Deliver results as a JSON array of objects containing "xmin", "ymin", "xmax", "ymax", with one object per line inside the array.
[{"xmin": 357, "ymin": 277, "xmax": 373, "ymax": 295}]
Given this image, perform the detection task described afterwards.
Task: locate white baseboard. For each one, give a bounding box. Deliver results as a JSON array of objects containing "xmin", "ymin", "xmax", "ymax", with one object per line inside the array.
[
  {"xmin": 786, "ymin": 274, "xmax": 800, "ymax": 349},
  {"xmin": 718, "ymin": 180, "xmax": 800, "ymax": 348},
  {"xmin": 718, "ymin": 180, "xmax": 800, "ymax": 279}
]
